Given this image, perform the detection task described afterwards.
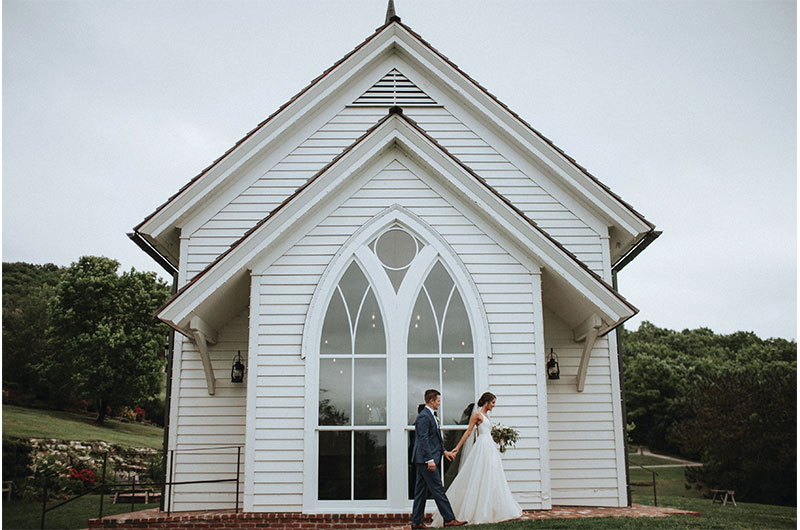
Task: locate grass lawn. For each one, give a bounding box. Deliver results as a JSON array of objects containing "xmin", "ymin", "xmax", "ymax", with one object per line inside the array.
[
  {"xmin": 3, "ymin": 405, "xmax": 163, "ymax": 449},
  {"xmin": 2, "ymin": 495, "xmax": 159, "ymax": 530},
  {"xmin": 630, "ymin": 465, "xmax": 691, "ymax": 497},
  {"xmin": 462, "ymin": 466, "xmax": 796, "ymax": 529}
]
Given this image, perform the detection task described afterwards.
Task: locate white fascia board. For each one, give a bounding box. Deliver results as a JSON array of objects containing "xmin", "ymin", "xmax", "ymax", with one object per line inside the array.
[
  {"xmin": 394, "ymin": 57, "xmax": 608, "ymax": 239},
  {"xmin": 392, "ymin": 26, "xmax": 650, "ymax": 240},
  {"xmin": 157, "ymin": 118, "xmax": 402, "ymax": 328},
  {"xmin": 138, "ymin": 25, "xmax": 401, "ymax": 241},
  {"xmin": 180, "ymin": 52, "xmax": 408, "ymax": 239},
  {"xmin": 390, "ymin": 120, "xmax": 633, "ymax": 324},
  {"xmin": 159, "ymin": 114, "xmax": 634, "ymax": 332}
]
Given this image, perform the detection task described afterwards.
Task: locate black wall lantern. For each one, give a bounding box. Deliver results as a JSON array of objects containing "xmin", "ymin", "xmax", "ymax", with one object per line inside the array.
[
  {"xmin": 547, "ymin": 348, "xmax": 560, "ymax": 380},
  {"xmin": 231, "ymin": 350, "xmax": 246, "ymax": 383}
]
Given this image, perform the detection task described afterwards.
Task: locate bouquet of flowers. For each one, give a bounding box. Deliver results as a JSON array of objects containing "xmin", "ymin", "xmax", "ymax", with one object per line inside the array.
[{"xmin": 491, "ymin": 424, "xmax": 519, "ymax": 453}]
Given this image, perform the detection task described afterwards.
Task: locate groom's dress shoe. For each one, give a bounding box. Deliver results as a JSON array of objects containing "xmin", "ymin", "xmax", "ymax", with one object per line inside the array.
[
  {"xmin": 444, "ymin": 520, "xmax": 467, "ymax": 527},
  {"xmin": 411, "ymin": 524, "xmax": 429, "ymax": 529}
]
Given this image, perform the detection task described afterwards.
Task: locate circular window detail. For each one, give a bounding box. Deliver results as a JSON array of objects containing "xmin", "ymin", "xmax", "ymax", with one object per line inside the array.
[{"xmin": 375, "ymin": 228, "xmax": 418, "ymax": 270}]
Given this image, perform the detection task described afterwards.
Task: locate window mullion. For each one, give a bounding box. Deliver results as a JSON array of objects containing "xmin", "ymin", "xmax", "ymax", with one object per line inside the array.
[
  {"xmin": 440, "ymin": 285, "xmax": 455, "ymax": 354},
  {"xmin": 337, "ymin": 286, "xmax": 354, "ymax": 354},
  {"xmin": 350, "ymin": 430, "xmax": 355, "ymax": 501}
]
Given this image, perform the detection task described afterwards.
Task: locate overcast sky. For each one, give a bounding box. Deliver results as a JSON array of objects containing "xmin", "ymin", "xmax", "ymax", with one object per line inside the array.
[{"xmin": 3, "ymin": 0, "xmax": 796, "ymax": 340}]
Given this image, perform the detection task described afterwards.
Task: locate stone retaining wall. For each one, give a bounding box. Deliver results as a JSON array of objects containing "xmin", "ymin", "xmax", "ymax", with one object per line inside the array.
[{"xmin": 28, "ymin": 438, "xmax": 158, "ymax": 480}]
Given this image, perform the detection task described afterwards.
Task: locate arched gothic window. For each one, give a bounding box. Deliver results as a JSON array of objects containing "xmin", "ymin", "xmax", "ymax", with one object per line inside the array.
[
  {"xmin": 318, "ymin": 261, "xmax": 387, "ymax": 500},
  {"xmin": 314, "ymin": 222, "xmax": 477, "ymax": 505}
]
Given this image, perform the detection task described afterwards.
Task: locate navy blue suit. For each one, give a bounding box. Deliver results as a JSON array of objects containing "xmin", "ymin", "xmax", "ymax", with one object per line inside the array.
[{"xmin": 411, "ymin": 407, "xmax": 456, "ymax": 525}]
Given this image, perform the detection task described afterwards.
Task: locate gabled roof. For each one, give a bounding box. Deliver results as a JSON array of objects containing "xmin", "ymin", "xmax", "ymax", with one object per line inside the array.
[
  {"xmin": 158, "ymin": 107, "xmax": 637, "ymax": 339},
  {"xmin": 134, "ymin": 14, "xmax": 654, "ymax": 270}
]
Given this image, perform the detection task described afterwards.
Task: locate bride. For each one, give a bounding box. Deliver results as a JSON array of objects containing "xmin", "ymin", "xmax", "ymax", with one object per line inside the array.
[{"xmin": 432, "ymin": 392, "xmax": 522, "ymax": 527}]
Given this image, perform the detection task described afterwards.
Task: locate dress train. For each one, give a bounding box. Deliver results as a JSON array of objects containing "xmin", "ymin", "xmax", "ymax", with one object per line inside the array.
[{"xmin": 431, "ymin": 412, "xmax": 522, "ymax": 526}]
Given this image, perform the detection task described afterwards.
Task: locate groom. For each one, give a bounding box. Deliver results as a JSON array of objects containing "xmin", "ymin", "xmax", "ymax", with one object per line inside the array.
[{"xmin": 411, "ymin": 389, "xmax": 467, "ymax": 528}]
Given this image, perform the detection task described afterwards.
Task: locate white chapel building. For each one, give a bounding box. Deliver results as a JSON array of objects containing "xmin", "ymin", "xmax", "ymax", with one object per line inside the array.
[{"xmin": 131, "ymin": 4, "xmax": 657, "ymax": 515}]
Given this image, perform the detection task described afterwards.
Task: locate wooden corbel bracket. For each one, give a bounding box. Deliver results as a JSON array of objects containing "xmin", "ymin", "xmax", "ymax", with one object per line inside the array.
[
  {"xmin": 188, "ymin": 315, "xmax": 219, "ymax": 396},
  {"xmin": 573, "ymin": 313, "xmax": 604, "ymax": 392}
]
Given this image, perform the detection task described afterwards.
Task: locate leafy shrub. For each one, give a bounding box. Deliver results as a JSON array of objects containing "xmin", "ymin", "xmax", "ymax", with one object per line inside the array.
[
  {"xmin": 143, "ymin": 451, "xmax": 165, "ymax": 486},
  {"xmin": 31, "ymin": 453, "xmax": 72, "ymax": 500},
  {"xmin": 3, "ymin": 437, "xmax": 34, "ymax": 499},
  {"xmin": 138, "ymin": 394, "xmax": 166, "ymax": 427},
  {"xmin": 118, "ymin": 406, "xmax": 136, "ymax": 423}
]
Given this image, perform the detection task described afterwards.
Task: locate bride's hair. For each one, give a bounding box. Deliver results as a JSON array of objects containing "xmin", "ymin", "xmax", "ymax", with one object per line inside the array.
[{"xmin": 477, "ymin": 392, "xmax": 496, "ymax": 407}]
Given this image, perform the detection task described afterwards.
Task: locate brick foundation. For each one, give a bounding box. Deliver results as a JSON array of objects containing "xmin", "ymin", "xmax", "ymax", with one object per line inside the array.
[
  {"xmin": 88, "ymin": 510, "xmax": 422, "ymax": 529},
  {"xmin": 88, "ymin": 504, "xmax": 700, "ymax": 529}
]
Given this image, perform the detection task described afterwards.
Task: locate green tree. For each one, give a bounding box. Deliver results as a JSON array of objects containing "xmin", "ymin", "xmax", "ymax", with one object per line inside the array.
[
  {"xmin": 38, "ymin": 256, "xmax": 170, "ymax": 424},
  {"xmin": 675, "ymin": 361, "xmax": 796, "ymax": 505},
  {"xmin": 622, "ymin": 350, "xmax": 690, "ymax": 453},
  {"xmin": 2, "ymin": 262, "xmax": 64, "ymax": 400},
  {"xmin": 622, "ymin": 321, "xmax": 797, "ymax": 504}
]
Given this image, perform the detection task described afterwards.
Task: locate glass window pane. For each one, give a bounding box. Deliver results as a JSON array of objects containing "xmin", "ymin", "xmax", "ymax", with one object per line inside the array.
[
  {"xmin": 407, "ymin": 358, "xmax": 439, "ymax": 424},
  {"xmin": 441, "ymin": 358, "xmax": 474, "ymax": 427},
  {"xmin": 423, "ymin": 261, "xmax": 454, "ymax": 325},
  {"xmin": 319, "ymin": 431, "xmax": 350, "ymax": 499},
  {"xmin": 354, "ymin": 359, "xmax": 386, "ymax": 425},
  {"xmin": 407, "ymin": 289, "xmax": 438, "ymax": 354},
  {"xmin": 319, "ymin": 358, "xmax": 351, "ymax": 426},
  {"xmin": 320, "ymin": 289, "xmax": 350, "ymax": 354},
  {"xmin": 441, "ymin": 289, "xmax": 473, "ymax": 354},
  {"xmin": 354, "ymin": 431, "xmax": 387, "ymax": 499},
  {"xmin": 339, "ymin": 261, "xmax": 369, "ymax": 321},
  {"xmin": 375, "ymin": 228, "xmax": 417, "ymax": 269},
  {"xmin": 354, "ymin": 289, "xmax": 386, "ymax": 355},
  {"xmin": 385, "ymin": 267, "xmax": 407, "ymax": 293}
]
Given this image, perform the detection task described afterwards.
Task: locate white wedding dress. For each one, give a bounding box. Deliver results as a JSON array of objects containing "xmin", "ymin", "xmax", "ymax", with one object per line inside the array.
[{"xmin": 432, "ymin": 412, "xmax": 523, "ymax": 526}]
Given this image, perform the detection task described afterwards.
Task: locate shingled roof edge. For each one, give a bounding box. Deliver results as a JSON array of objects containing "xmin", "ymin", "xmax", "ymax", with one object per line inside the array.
[
  {"xmin": 136, "ymin": 15, "xmax": 653, "ymax": 242},
  {"xmin": 155, "ymin": 109, "xmax": 400, "ymax": 317},
  {"xmin": 396, "ymin": 21, "xmax": 655, "ymax": 233},
  {"xmin": 134, "ymin": 19, "xmax": 397, "ymax": 233},
  {"xmin": 158, "ymin": 106, "xmax": 637, "ymax": 327},
  {"xmin": 396, "ymin": 110, "xmax": 639, "ymax": 317}
]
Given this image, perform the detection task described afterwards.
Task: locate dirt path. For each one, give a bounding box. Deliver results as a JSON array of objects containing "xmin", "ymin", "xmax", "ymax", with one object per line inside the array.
[{"xmin": 631, "ymin": 447, "xmax": 702, "ymax": 468}]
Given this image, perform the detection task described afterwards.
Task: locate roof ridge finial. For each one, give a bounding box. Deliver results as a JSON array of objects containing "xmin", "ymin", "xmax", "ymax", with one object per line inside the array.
[{"xmin": 385, "ymin": 0, "xmax": 400, "ymax": 24}]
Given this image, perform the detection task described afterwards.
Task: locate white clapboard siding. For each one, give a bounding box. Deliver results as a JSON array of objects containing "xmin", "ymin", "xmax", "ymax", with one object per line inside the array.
[
  {"xmin": 544, "ymin": 307, "xmax": 622, "ymax": 507},
  {"xmin": 172, "ymin": 310, "xmax": 248, "ymax": 512},
  {"xmin": 248, "ymin": 271, "xmax": 309, "ymax": 511},
  {"xmin": 185, "ymin": 71, "xmax": 603, "ymax": 280},
  {"xmin": 250, "ymin": 157, "xmax": 543, "ymax": 509}
]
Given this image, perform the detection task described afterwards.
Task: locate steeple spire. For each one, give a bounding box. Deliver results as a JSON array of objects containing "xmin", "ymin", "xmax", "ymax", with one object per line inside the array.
[{"xmin": 385, "ymin": 0, "xmax": 400, "ymax": 24}]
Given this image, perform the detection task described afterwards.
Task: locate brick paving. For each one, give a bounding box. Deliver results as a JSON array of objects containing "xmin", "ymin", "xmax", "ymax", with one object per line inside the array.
[
  {"xmin": 522, "ymin": 504, "xmax": 699, "ymax": 520},
  {"xmin": 88, "ymin": 504, "xmax": 699, "ymax": 529}
]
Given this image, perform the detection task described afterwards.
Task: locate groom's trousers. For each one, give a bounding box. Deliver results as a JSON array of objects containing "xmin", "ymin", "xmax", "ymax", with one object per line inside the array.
[{"xmin": 412, "ymin": 462, "xmax": 456, "ymax": 524}]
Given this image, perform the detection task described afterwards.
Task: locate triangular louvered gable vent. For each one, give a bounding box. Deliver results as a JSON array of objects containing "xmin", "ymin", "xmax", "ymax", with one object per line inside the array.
[{"xmin": 352, "ymin": 69, "xmax": 438, "ymax": 106}]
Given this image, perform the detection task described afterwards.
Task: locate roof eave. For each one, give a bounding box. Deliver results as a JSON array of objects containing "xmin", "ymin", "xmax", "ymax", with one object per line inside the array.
[
  {"xmin": 137, "ymin": 16, "xmax": 652, "ymax": 255},
  {"xmin": 134, "ymin": 19, "xmax": 405, "ymax": 242},
  {"xmin": 391, "ymin": 21, "xmax": 654, "ymax": 239},
  {"xmin": 158, "ymin": 109, "xmax": 636, "ymax": 331}
]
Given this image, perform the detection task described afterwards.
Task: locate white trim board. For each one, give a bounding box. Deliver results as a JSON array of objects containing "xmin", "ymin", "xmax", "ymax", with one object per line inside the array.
[
  {"xmin": 158, "ymin": 112, "xmax": 636, "ymax": 342},
  {"xmin": 136, "ymin": 21, "xmax": 651, "ymax": 267}
]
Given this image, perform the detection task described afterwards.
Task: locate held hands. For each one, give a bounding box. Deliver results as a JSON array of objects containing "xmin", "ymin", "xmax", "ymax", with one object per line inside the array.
[{"xmin": 427, "ymin": 450, "xmax": 457, "ymax": 471}]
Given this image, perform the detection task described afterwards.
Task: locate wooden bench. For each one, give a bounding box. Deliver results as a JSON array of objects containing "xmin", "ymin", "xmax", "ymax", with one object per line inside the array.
[
  {"xmin": 711, "ymin": 489, "xmax": 736, "ymax": 506},
  {"xmin": 2, "ymin": 481, "xmax": 11, "ymax": 500},
  {"xmin": 112, "ymin": 490, "xmax": 162, "ymax": 504}
]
